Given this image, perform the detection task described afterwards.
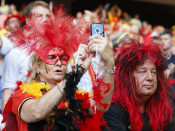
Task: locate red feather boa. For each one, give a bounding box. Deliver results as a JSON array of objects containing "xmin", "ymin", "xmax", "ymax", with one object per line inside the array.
[
  {"xmin": 76, "ymin": 77, "xmax": 110, "ymax": 131},
  {"xmin": 2, "ymin": 78, "xmax": 111, "ymax": 131}
]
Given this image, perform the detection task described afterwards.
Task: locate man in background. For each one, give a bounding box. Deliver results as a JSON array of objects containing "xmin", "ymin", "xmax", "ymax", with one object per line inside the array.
[
  {"xmin": 0, "ymin": 14, "xmax": 21, "ymax": 107},
  {"xmin": 160, "ymin": 29, "xmax": 175, "ymax": 80},
  {"xmin": 1, "ymin": 1, "xmax": 51, "ymax": 110}
]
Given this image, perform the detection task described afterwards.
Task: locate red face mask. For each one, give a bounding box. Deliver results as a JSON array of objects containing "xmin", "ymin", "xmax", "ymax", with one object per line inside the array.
[{"xmin": 43, "ymin": 47, "xmax": 69, "ymax": 65}]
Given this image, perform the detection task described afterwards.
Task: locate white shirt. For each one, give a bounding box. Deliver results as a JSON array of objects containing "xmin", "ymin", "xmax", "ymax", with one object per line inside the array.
[
  {"xmin": 2, "ymin": 48, "xmax": 30, "ymax": 90},
  {"xmin": 77, "ymin": 62, "xmax": 104, "ymax": 92},
  {"xmin": 77, "ymin": 70, "xmax": 93, "ymax": 92},
  {"xmin": 0, "ymin": 36, "xmax": 14, "ymax": 76}
]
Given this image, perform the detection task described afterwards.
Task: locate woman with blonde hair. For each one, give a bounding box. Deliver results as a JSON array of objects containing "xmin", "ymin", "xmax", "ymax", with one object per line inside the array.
[{"xmin": 2, "ymin": 5, "xmax": 114, "ymax": 131}]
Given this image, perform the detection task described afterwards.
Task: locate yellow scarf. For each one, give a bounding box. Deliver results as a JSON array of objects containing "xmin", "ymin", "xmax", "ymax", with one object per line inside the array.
[
  {"xmin": 20, "ymin": 81, "xmax": 51, "ymax": 100},
  {"xmin": 19, "ymin": 81, "xmax": 92, "ymax": 100}
]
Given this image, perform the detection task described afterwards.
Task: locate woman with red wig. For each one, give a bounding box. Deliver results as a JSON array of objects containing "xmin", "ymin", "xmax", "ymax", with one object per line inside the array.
[{"xmin": 102, "ymin": 39, "xmax": 175, "ymax": 131}]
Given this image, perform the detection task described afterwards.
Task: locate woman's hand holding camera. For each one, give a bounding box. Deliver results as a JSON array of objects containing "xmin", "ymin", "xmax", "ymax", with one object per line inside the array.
[
  {"xmin": 73, "ymin": 32, "xmax": 114, "ymax": 73},
  {"xmin": 88, "ymin": 33, "xmax": 114, "ymax": 70}
]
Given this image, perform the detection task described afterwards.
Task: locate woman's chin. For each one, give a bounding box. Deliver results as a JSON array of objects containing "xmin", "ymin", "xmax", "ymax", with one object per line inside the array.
[{"xmin": 53, "ymin": 77, "xmax": 64, "ymax": 83}]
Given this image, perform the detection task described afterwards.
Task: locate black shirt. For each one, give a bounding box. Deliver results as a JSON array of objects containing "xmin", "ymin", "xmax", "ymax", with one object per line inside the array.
[
  {"xmin": 170, "ymin": 83, "xmax": 175, "ymax": 113},
  {"xmin": 101, "ymin": 103, "xmax": 175, "ymax": 131}
]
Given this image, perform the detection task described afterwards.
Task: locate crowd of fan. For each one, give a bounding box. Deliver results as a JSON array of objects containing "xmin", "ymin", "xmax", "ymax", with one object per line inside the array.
[
  {"xmin": 73, "ymin": 3, "xmax": 175, "ymax": 80},
  {"xmin": 0, "ymin": 2, "xmax": 175, "ymax": 45},
  {"xmin": 0, "ymin": 0, "xmax": 175, "ymax": 110}
]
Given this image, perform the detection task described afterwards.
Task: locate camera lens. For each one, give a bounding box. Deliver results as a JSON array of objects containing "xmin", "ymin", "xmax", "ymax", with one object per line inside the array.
[
  {"xmin": 95, "ymin": 27, "xmax": 100, "ymax": 34},
  {"xmin": 96, "ymin": 29, "xmax": 100, "ymax": 33}
]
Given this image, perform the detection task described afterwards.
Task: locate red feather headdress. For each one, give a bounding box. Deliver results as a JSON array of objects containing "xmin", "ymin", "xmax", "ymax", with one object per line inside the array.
[{"xmin": 11, "ymin": 5, "xmax": 89, "ymax": 63}]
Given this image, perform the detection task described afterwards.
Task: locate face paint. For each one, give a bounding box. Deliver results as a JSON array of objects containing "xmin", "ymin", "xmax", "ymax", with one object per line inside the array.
[
  {"xmin": 45, "ymin": 63, "xmax": 51, "ymax": 74},
  {"xmin": 47, "ymin": 65, "xmax": 50, "ymax": 73},
  {"xmin": 134, "ymin": 76, "xmax": 139, "ymax": 89},
  {"xmin": 42, "ymin": 47, "xmax": 69, "ymax": 65},
  {"xmin": 147, "ymin": 89, "xmax": 150, "ymax": 96},
  {"xmin": 45, "ymin": 64, "xmax": 48, "ymax": 74}
]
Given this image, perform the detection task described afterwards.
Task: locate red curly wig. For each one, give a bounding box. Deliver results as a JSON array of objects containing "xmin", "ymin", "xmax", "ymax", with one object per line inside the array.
[{"xmin": 112, "ymin": 38, "xmax": 173, "ymax": 131}]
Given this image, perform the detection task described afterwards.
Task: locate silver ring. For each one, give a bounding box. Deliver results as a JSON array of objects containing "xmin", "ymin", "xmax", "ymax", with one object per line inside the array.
[{"xmin": 97, "ymin": 38, "xmax": 100, "ymax": 43}]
